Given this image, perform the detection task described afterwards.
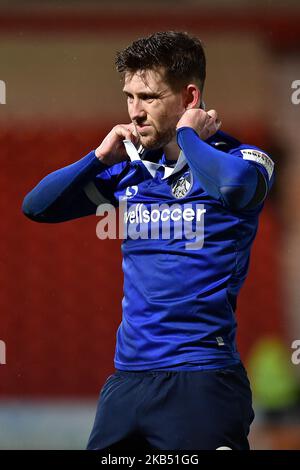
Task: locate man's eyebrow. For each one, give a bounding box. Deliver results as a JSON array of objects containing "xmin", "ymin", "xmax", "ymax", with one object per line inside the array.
[{"xmin": 122, "ymin": 89, "xmax": 161, "ymax": 98}]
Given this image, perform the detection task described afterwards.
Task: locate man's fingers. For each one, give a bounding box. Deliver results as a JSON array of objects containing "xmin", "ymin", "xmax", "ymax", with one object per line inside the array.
[
  {"xmin": 113, "ymin": 124, "xmax": 141, "ymax": 149},
  {"xmin": 131, "ymin": 123, "xmax": 138, "ymax": 137},
  {"xmin": 131, "ymin": 124, "xmax": 141, "ymax": 146},
  {"xmin": 115, "ymin": 124, "xmax": 134, "ymax": 141},
  {"xmin": 206, "ymin": 109, "xmax": 222, "ymax": 131},
  {"xmin": 197, "ymin": 109, "xmax": 222, "ymax": 140},
  {"xmin": 207, "ymin": 109, "xmax": 217, "ymax": 120}
]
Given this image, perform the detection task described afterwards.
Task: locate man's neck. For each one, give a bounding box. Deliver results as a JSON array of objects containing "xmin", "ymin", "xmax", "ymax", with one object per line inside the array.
[{"xmin": 163, "ymin": 139, "xmax": 181, "ymax": 161}]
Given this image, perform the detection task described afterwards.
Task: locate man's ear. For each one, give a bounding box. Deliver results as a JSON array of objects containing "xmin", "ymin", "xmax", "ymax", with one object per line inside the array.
[{"xmin": 184, "ymin": 84, "xmax": 201, "ymax": 110}]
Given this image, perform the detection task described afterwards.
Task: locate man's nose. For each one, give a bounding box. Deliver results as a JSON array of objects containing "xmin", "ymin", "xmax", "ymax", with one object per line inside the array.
[{"xmin": 130, "ymin": 99, "xmax": 146, "ymax": 121}]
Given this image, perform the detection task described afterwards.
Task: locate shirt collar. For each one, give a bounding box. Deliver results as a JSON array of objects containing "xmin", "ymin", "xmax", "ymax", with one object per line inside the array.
[{"xmin": 123, "ymin": 139, "xmax": 187, "ymax": 179}]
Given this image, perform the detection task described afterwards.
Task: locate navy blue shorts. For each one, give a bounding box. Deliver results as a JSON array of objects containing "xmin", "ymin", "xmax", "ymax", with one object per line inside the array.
[{"xmin": 87, "ymin": 363, "xmax": 254, "ymax": 450}]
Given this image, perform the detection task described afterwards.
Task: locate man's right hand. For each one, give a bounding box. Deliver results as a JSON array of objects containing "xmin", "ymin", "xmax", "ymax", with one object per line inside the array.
[{"xmin": 95, "ymin": 123, "xmax": 139, "ymax": 166}]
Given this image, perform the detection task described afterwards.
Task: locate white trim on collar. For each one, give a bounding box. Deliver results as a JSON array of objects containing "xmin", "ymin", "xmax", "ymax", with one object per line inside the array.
[
  {"xmin": 161, "ymin": 151, "xmax": 187, "ymax": 180},
  {"xmin": 123, "ymin": 139, "xmax": 187, "ymax": 180}
]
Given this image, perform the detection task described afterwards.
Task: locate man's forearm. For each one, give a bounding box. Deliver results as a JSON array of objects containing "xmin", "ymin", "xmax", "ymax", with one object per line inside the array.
[
  {"xmin": 22, "ymin": 150, "xmax": 108, "ymax": 223},
  {"xmin": 177, "ymin": 127, "xmax": 259, "ymax": 210}
]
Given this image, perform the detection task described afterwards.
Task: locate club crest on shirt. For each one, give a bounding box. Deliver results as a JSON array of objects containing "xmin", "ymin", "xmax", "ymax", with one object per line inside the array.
[{"xmin": 171, "ymin": 170, "xmax": 193, "ymax": 199}]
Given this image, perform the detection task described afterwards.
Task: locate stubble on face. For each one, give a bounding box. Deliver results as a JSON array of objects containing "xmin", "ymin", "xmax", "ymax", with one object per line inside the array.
[
  {"xmin": 139, "ymin": 121, "xmax": 177, "ymax": 150},
  {"xmin": 125, "ymin": 68, "xmax": 184, "ymax": 151}
]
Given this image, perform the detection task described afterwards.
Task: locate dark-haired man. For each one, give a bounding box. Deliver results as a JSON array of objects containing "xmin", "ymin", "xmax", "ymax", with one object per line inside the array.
[{"xmin": 23, "ymin": 31, "xmax": 274, "ymax": 450}]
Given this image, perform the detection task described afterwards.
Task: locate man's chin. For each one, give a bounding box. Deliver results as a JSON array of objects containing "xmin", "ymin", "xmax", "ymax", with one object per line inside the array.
[
  {"xmin": 139, "ymin": 137, "xmax": 157, "ymax": 150},
  {"xmin": 140, "ymin": 135, "xmax": 169, "ymax": 150}
]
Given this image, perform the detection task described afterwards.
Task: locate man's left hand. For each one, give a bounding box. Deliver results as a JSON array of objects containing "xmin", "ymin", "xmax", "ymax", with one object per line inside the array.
[{"xmin": 176, "ymin": 109, "xmax": 221, "ymax": 140}]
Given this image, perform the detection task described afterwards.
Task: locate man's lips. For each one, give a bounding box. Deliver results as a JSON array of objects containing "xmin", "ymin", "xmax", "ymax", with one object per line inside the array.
[{"xmin": 136, "ymin": 124, "xmax": 152, "ymax": 133}]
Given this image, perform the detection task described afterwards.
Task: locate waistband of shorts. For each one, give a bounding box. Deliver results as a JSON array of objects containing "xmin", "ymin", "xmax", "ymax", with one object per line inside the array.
[{"xmin": 114, "ymin": 361, "xmax": 245, "ymax": 377}]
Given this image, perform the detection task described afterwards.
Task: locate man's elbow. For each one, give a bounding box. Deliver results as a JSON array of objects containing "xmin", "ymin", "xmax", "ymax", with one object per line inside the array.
[
  {"xmin": 220, "ymin": 164, "xmax": 260, "ymax": 209},
  {"xmin": 219, "ymin": 185, "xmax": 254, "ymax": 210},
  {"xmin": 219, "ymin": 164, "xmax": 267, "ymax": 211}
]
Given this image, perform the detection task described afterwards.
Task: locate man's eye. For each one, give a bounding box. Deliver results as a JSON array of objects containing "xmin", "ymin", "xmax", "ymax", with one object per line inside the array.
[
  {"xmin": 126, "ymin": 94, "xmax": 157, "ymax": 103},
  {"xmin": 144, "ymin": 96, "xmax": 156, "ymax": 102}
]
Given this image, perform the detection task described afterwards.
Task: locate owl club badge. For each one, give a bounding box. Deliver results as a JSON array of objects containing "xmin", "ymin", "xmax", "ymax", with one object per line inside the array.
[{"xmin": 171, "ymin": 170, "xmax": 193, "ymax": 199}]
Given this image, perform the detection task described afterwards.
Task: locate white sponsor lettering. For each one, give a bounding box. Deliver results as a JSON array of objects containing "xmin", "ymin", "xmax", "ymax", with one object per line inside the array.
[
  {"xmin": 96, "ymin": 200, "xmax": 206, "ymax": 250},
  {"xmin": 124, "ymin": 203, "xmax": 206, "ymax": 225},
  {"xmin": 241, "ymin": 148, "xmax": 274, "ymax": 180}
]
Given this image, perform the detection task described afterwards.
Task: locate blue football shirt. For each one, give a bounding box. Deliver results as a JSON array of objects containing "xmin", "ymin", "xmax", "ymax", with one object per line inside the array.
[
  {"xmin": 88, "ymin": 128, "xmax": 274, "ymax": 371},
  {"xmin": 22, "ymin": 126, "xmax": 274, "ymax": 371}
]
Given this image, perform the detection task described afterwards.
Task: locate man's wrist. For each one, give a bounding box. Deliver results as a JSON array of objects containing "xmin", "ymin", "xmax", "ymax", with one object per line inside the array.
[
  {"xmin": 176, "ymin": 126, "xmax": 200, "ymax": 138},
  {"xmin": 95, "ymin": 148, "xmax": 104, "ymax": 160},
  {"xmin": 95, "ymin": 149, "xmax": 111, "ymax": 166}
]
